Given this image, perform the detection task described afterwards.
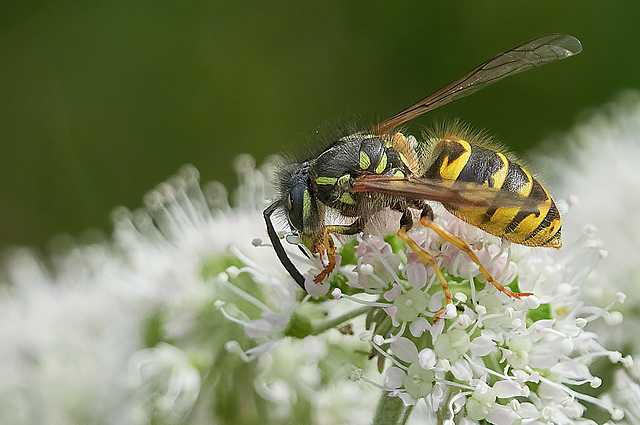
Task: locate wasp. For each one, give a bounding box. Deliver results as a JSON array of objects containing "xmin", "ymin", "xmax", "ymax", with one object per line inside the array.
[{"xmin": 264, "ymin": 34, "xmax": 581, "ymax": 307}]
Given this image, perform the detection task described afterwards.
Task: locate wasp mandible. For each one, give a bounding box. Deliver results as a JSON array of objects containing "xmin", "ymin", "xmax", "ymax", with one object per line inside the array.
[{"xmin": 264, "ymin": 34, "xmax": 581, "ymax": 306}]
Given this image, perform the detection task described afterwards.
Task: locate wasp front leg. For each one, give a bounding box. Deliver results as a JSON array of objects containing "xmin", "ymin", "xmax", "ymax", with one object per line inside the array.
[{"xmin": 313, "ymin": 217, "xmax": 366, "ymax": 283}]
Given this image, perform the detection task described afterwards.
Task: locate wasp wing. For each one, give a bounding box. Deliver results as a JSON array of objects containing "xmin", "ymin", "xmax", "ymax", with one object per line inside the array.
[
  {"xmin": 375, "ymin": 34, "xmax": 581, "ymax": 135},
  {"xmin": 352, "ymin": 175, "xmax": 542, "ymax": 213}
]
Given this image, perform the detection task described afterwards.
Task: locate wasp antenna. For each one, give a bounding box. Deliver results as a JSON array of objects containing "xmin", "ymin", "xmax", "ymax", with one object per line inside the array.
[{"xmin": 263, "ymin": 201, "xmax": 306, "ymax": 290}]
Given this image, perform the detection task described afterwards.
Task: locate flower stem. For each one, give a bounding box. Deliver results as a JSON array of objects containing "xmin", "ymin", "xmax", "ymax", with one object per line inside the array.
[
  {"xmin": 310, "ymin": 305, "xmax": 372, "ymax": 335},
  {"xmin": 372, "ymin": 390, "xmax": 406, "ymax": 425}
]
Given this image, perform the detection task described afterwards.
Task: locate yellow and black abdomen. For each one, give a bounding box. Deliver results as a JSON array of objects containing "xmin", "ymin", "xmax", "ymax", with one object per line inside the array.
[{"xmin": 423, "ymin": 138, "xmax": 562, "ymax": 248}]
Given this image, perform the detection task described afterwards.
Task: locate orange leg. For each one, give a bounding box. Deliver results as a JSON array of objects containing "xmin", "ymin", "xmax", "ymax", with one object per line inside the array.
[
  {"xmin": 313, "ymin": 228, "xmax": 337, "ymax": 283},
  {"xmin": 313, "ymin": 219, "xmax": 365, "ymax": 283},
  {"xmin": 419, "ymin": 216, "xmax": 533, "ymax": 300},
  {"xmin": 397, "ymin": 227, "xmax": 452, "ymax": 321}
]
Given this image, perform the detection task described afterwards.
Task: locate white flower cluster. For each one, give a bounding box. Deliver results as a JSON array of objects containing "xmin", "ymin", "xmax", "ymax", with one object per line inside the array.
[
  {"xmin": 3, "ymin": 90, "xmax": 640, "ymax": 424},
  {"xmin": 343, "ymin": 223, "xmax": 628, "ymax": 424}
]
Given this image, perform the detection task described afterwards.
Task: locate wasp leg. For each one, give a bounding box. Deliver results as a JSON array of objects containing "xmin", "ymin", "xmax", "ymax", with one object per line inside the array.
[
  {"xmin": 395, "ymin": 209, "xmax": 452, "ymax": 321},
  {"xmin": 313, "ymin": 218, "xmax": 366, "ymax": 283},
  {"xmin": 419, "ymin": 211, "xmax": 533, "ymax": 300}
]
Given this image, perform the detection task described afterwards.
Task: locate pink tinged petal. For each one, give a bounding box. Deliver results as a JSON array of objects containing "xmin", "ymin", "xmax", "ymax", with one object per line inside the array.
[
  {"xmin": 470, "ymin": 335, "xmax": 496, "ymax": 356},
  {"xmin": 451, "ymin": 359, "xmax": 473, "ymax": 381},
  {"xmin": 493, "ymin": 380, "xmax": 522, "ymax": 398},
  {"xmin": 305, "ymin": 276, "xmax": 330, "ymax": 298},
  {"xmin": 428, "ymin": 291, "xmax": 443, "ymax": 312},
  {"xmin": 245, "ymin": 340, "xmax": 279, "ymax": 357},
  {"xmin": 429, "ymin": 318, "xmax": 444, "ymax": 340},
  {"xmin": 397, "ymin": 392, "xmax": 416, "ymax": 406},
  {"xmin": 427, "ymin": 383, "xmax": 446, "ymax": 411},
  {"xmin": 410, "ymin": 317, "xmax": 432, "ymax": 337},
  {"xmin": 384, "ymin": 284, "xmax": 400, "ymax": 301},
  {"xmin": 391, "ymin": 337, "xmax": 419, "ymax": 363},
  {"xmin": 487, "ymin": 403, "xmax": 519, "ymax": 425},
  {"xmin": 405, "ymin": 262, "xmax": 427, "ymax": 288},
  {"xmin": 418, "ymin": 348, "xmax": 437, "ymax": 370},
  {"xmin": 406, "ymin": 252, "xmax": 420, "ymax": 264},
  {"xmin": 384, "ymin": 366, "xmax": 405, "ymax": 389},
  {"xmin": 383, "ymin": 306, "xmax": 399, "ymax": 327}
]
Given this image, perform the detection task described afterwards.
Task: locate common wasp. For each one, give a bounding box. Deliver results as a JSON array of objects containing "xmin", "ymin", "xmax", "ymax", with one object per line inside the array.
[{"xmin": 264, "ymin": 34, "xmax": 581, "ymax": 308}]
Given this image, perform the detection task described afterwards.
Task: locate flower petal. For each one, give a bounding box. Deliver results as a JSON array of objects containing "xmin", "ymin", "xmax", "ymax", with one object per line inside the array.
[
  {"xmin": 391, "ymin": 337, "xmax": 419, "ymax": 363},
  {"xmin": 410, "ymin": 317, "xmax": 431, "ymax": 337},
  {"xmin": 384, "ymin": 366, "xmax": 404, "ymax": 389},
  {"xmin": 493, "ymin": 380, "xmax": 522, "ymax": 398},
  {"xmin": 470, "ymin": 335, "xmax": 496, "ymax": 356},
  {"xmin": 451, "ymin": 359, "xmax": 473, "ymax": 381}
]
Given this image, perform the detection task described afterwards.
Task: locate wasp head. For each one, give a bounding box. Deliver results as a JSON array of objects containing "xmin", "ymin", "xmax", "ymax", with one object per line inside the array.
[
  {"xmin": 263, "ymin": 161, "xmax": 325, "ymax": 289},
  {"xmin": 277, "ymin": 161, "xmax": 324, "ymax": 250}
]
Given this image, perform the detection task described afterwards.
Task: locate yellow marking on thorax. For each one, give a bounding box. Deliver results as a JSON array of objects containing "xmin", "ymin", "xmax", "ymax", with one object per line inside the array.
[
  {"xmin": 375, "ymin": 152, "xmax": 388, "ymax": 174},
  {"xmin": 490, "ymin": 153, "xmax": 509, "ymax": 189},
  {"xmin": 359, "ymin": 151, "xmax": 371, "ymax": 170},
  {"xmin": 315, "ymin": 176, "xmax": 338, "ymax": 185},
  {"xmin": 303, "ymin": 189, "xmax": 312, "ymax": 220},
  {"xmin": 339, "ymin": 192, "xmax": 355, "ymax": 204},
  {"xmin": 439, "ymin": 139, "xmax": 472, "ymax": 181}
]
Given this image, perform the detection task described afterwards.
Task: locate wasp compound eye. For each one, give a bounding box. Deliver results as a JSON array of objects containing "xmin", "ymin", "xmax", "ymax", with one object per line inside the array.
[{"xmin": 288, "ymin": 182, "xmax": 307, "ymax": 232}]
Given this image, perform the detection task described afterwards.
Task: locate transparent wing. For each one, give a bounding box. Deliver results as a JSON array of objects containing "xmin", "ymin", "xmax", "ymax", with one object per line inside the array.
[
  {"xmin": 351, "ymin": 175, "xmax": 543, "ymax": 213},
  {"xmin": 374, "ymin": 34, "xmax": 581, "ymax": 135}
]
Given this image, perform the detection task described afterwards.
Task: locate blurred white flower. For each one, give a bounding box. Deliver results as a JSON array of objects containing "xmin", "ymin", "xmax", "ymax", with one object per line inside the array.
[
  {"xmin": 540, "ymin": 91, "xmax": 640, "ymax": 424},
  {"xmin": 543, "ymin": 91, "xmax": 640, "ymax": 297}
]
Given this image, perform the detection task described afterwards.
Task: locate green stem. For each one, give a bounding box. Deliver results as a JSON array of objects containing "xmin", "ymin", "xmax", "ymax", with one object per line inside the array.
[
  {"xmin": 310, "ymin": 305, "xmax": 371, "ymax": 335},
  {"xmin": 372, "ymin": 389, "xmax": 406, "ymax": 425}
]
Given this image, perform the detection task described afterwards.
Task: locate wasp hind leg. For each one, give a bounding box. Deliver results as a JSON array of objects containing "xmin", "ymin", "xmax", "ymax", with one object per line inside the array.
[
  {"xmin": 418, "ymin": 210, "xmax": 533, "ymax": 300},
  {"xmin": 313, "ymin": 217, "xmax": 366, "ymax": 283},
  {"xmin": 395, "ymin": 207, "xmax": 453, "ymax": 321}
]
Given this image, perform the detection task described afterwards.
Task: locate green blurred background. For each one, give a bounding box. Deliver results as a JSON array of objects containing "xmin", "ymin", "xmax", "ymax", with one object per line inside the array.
[{"xmin": 1, "ymin": 1, "xmax": 639, "ymax": 250}]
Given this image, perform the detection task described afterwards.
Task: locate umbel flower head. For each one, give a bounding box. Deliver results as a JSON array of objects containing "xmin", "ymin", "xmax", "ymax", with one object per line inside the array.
[{"xmin": 0, "ymin": 133, "xmax": 634, "ymax": 424}]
